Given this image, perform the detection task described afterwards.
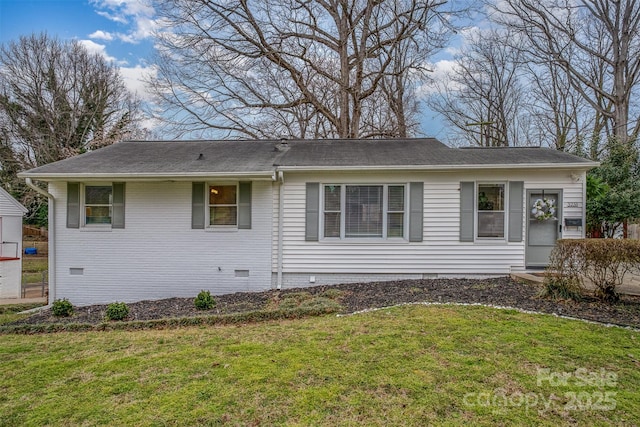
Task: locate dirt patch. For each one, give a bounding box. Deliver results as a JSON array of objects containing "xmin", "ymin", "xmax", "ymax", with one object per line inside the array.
[{"xmin": 11, "ymin": 277, "xmax": 640, "ymax": 329}]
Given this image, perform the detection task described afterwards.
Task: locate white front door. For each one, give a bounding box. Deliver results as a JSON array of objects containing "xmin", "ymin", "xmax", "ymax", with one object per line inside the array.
[{"xmin": 526, "ymin": 190, "xmax": 562, "ymax": 267}]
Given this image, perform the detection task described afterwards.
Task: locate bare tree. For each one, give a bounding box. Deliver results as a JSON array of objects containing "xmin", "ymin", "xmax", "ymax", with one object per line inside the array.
[
  {"xmin": 0, "ymin": 33, "xmax": 142, "ymax": 170},
  {"xmin": 492, "ymin": 0, "xmax": 640, "ymax": 147},
  {"xmin": 0, "ymin": 33, "xmax": 143, "ymax": 223},
  {"xmin": 429, "ymin": 28, "xmax": 526, "ymax": 146},
  {"xmin": 524, "ymin": 60, "xmax": 591, "ymax": 152},
  {"xmin": 148, "ymin": 0, "xmax": 457, "ymax": 139}
]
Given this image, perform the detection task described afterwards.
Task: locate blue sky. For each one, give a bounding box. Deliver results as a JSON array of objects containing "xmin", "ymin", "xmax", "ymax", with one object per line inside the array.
[
  {"xmin": 0, "ymin": 0, "xmax": 462, "ymax": 139},
  {"xmin": 0, "ymin": 0, "xmax": 156, "ymax": 99}
]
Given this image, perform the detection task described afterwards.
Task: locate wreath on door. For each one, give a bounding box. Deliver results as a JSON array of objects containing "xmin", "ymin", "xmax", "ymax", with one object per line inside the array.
[{"xmin": 531, "ymin": 198, "xmax": 556, "ymax": 221}]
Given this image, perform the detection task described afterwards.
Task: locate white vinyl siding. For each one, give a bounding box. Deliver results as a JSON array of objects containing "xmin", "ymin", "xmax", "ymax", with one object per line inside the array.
[
  {"xmin": 0, "ymin": 188, "xmax": 28, "ymax": 216},
  {"xmin": 273, "ymin": 169, "xmax": 586, "ymax": 285}
]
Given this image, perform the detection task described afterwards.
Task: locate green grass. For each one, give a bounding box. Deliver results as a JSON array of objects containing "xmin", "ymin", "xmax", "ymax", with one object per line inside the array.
[
  {"xmin": 22, "ymin": 255, "xmax": 48, "ymax": 284},
  {"xmin": 22, "ymin": 256, "xmax": 48, "ymax": 273},
  {"xmin": 0, "ymin": 303, "xmax": 46, "ymax": 325},
  {"xmin": 0, "ymin": 305, "xmax": 638, "ymax": 426}
]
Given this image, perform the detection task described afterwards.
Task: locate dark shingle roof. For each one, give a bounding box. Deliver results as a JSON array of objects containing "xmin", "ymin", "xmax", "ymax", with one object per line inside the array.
[{"xmin": 19, "ymin": 138, "xmax": 597, "ymax": 179}]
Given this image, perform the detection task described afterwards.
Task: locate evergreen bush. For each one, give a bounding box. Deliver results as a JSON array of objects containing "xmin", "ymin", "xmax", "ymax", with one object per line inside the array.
[
  {"xmin": 194, "ymin": 290, "xmax": 216, "ymax": 310},
  {"xmin": 105, "ymin": 302, "xmax": 130, "ymax": 321}
]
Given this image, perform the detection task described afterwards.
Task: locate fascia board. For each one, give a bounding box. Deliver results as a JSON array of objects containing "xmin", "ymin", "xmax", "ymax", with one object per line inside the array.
[
  {"xmin": 17, "ymin": 171, "xmax": 278, "ymax": 182},
  {"xmin": 275, "ymin": 162, "xmax": 600, "ymax": 172}
]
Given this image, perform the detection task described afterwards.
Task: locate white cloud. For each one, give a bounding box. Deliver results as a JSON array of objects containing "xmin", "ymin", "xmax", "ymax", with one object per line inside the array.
[
  {"xmin": 78, "ymin": 39, "xmax": 118, "ymax": 62},
  {"xmin": 90, "ymin": 0, "xmax": 157, "ymax": 44},
  {"xmin": 119, "ymin": 64, "xmax": 156, "ymax": 100},
  {"xmin": 416, "ymin": 59, "xmax": 459, "ymax": 98},
  {"xmin": 89, "ymin": 30, "xmax": 115, "ymax": 41},
  {"xmin": 78, "ymin": 39, "xmax": 131, "ymax": 67},
  {"xmin": 95, "ymin": 10, "xmax": 128, "ymax": 24},
  {"xmin": 444, "ymin": 46, "xmax": 461, "ymax": 56}
]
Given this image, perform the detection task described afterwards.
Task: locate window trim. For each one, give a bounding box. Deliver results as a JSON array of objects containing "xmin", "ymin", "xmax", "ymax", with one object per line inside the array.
[
  {"xmin": 82, "ymin": 183, "xmax": 113, "ymax": 228},
  {"xmin": 207, "ymin": 182, "xmax": 239, "ymax": 229},
  {"xmin": 319, "ymin": 183, "xmax": 408, "ymax": 241},
  {"xmin": 475, "ymin": 182, "xmax": 507, "ymax": 241}
]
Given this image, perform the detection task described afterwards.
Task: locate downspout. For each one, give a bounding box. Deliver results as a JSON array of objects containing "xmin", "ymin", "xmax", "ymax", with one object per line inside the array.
[
  {"xmin": 582, "ymin": 171, "xmax": 587, "ymax": 238},
  {"xmin": 25, "ymin": 178, "xmax": 55, "ymax": 306},
  {"xmin": 276, "ymin": 170, "xmax": 285, "ymax": 289}
]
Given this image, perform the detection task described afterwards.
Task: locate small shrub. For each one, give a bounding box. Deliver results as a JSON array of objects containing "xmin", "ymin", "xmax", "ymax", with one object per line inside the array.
[
  {"xmin": 105, "ymin": 302, "xmax": 129, "ymax": 321},
  {"xmin": 298, "ymin": 296, "xmax": 342, "ymax": 311},
  {"xmin": 52, "ymin": 299, "xmax": 74, "ymax": 317},
  {"xmin": 194, "ymin": 290, "xmax": 216, "ymax": 310},
  {"xmin": 269, "ymin": 292, "xmax": 312, "ymax": 310},
  {"xmin": 540, "ymin": 274, "xmax": 582, "ymax": 301},
  {"xmin": 320, "ymin": 288, "xmax": 345, "ymax": 300}
]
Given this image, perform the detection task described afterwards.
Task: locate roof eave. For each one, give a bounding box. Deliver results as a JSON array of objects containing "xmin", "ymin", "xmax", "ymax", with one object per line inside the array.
[
  {"xmin": 276, "ymin": 162, "xmax": 599, "ymax": 171},
  {"xmin": 17, "ymin": 171, "xmax": 278, "ymax": 182},
  {"xmin": 18, "ymin": 161, "xmax": 600, "ymax": 181},
  {"xmin": 0, "ymin": 187, "xmax": 28, "ymax": 214}
]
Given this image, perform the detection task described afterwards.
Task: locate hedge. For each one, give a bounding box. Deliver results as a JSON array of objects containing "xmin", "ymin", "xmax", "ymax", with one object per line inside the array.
[{"xmin": 544, "ymin": 239, "xmax": 640, "ymax": 302}]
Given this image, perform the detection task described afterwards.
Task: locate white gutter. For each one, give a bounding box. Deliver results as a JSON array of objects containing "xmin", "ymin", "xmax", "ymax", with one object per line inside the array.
[
  {"xmin": 24, "ymin": 178, "xmax": 55, "ymax": 306},
  {"xmin": 276, "ymin": 170, "xmax": 285, "ymax": 290},
  {"xmin": 275, "ymin": 162, "xmax": 599, "ymax": 172},
  {"xmin": 582, "ymin": 171, "xmax": 588, "ymax": 238},
  {"xmin": 18, "ymin": 171, "xmax": 277, "ymax": 181}
]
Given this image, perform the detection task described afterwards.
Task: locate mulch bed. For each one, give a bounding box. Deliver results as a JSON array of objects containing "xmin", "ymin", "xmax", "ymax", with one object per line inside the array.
[{"xmin": 11, "ymin": 277, "xmax": 640, "ymax": 329}]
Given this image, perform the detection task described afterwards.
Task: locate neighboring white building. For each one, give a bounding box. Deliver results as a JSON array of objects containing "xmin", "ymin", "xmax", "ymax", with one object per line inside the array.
[
  {"xmin": 19, "ymin": 138, "xmax": 598, "ymax": 305},
  {"xmin": 0, "ymin": 186, "xmax": 28, "ymax": 299}
]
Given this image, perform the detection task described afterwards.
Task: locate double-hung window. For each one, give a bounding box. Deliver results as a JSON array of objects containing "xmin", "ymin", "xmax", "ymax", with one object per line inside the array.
[
  {"xmin": 84, "ymin": 185, "xmax": 113, "ymax": 225},
  {"xmin": 460, "ymin": 181, "xmax": 523, "ymax": 243},
  {"xmin": 477, "ymin": 183, "xmax": 505, "ymax": 238},
  {"xmin": 192, "ymin": 182, "xmax": 251, "ymax": 230},
  {"xmin": 209, "ymin": 184, "xmax": 238, "ymax": 226},
  {"xmin": 67, "ymin": 182, "xmax": 125, "ymax": 229},
  {"xmin": 322, "ymin": 184, "xmax": 406, "ymax": 239}
]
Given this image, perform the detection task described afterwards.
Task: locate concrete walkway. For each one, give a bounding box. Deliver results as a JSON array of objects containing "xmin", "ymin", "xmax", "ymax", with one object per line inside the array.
[
  {"xmin": 0, "ymin": 296, "xmax": 47, "ymax": 306},
  {"xmin": 0, "ymin": 285, "xmax": 48, "ymax": 306},
  {"xmin": 511, "ymin": 272, "xmax": 640, "ymax": 296}
]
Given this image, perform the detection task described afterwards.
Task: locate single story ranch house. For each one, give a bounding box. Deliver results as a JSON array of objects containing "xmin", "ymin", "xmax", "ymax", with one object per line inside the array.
[{"xmin": 19, "ymin": 138, "xmax": 598, "ymax": 306}]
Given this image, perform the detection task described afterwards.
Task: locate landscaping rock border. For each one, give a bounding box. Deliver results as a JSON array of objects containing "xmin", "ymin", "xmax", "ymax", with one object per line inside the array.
[{"xmin": 10, "ymin": 277, "xmax": 640, "ymax": 329}]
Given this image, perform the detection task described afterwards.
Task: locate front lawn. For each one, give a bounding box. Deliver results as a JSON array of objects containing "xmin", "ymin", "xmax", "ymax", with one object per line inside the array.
[
  {"xmin": 1, "ymin": 304, "xmax": 638, "ymax": 426},
  {"xmin": 0, "ymin": 303, "xmax": 45, "ymax": 325}
]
